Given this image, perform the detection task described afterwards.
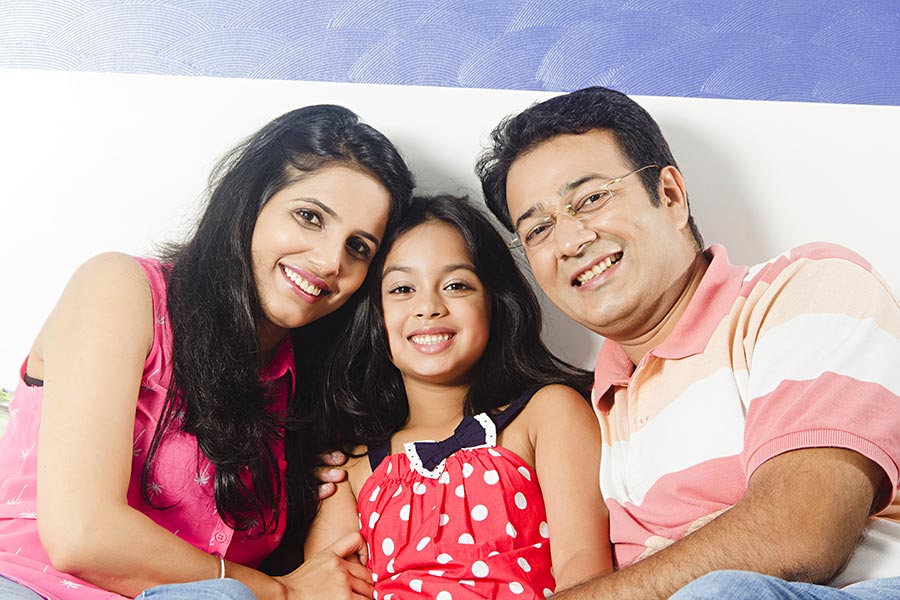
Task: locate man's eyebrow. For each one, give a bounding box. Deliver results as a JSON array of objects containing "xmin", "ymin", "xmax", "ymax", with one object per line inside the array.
[{"xmin": 513, "ymin": 173, "xmax": 613, "ymax": 230}]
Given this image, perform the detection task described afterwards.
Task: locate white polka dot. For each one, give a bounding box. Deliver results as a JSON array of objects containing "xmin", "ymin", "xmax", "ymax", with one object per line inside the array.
[
  {"xmin": 392, "ymin": 484, "xmax": 403, "ymax": 497},
  {"xmin": 386, "ymin": 461, "xmax": 393, "ymax": 475},
  {"xmin": 373, "ymin": 589, "xmax": 378, "ymax": 599},
  {"xmin": 533, "ymin": 542, "xmax": 542, "ymax": 548},
  {"xmin": 390, "ymin": 573, "xmax": 400, "ymax": 581},
  {"xmin": 488, "ymin": 550, "xmax": 499, "ymax": 557},
  {"xmin": 410, "ymin": 579, "xmax": 423, "ymax": 593},
  {"xmin": 413, "ymin": 482, "xmax": 427, "ymax": 495},
  {"xmin": 399, "ymin": 504, "xmax": 411, "ymax": 521},
  {"xmin": 488, "ymin": 448, "xmax": 502, "ymax": 457},
  {"xmin": 437, "ymin": 553, "xmax": 453, "ymax": 564},
  {"xmin": 438, "ymin": 471, "xmax": 451, "ymax": 484},
  {"xmin": 472, "ymin": 560, "xmax": 489, "ymax": 578},
  {"xmin": 369, "ymin": 485, "xmax": 381, "ymax": 502},
  {"xmin": 543, "ymin": 589, "xmax": 553, "ymax": 598},
  {"xmin": 460, "ymin": 580, "xmax": 475, "ymax": 586},
  {"xmin": 455, "ymin": 484, "xmax": 465, "ymax": 498},
  {"xmin": 416, "ymin": 536, "xmax": 431, "ymax": 551},
  {"xmin": 386, "ymin": 558, "xmax": 395, "ymax": 574},
  {"xmin": 372, "ymin": 573, "xmax": 379, "ymax": 583},
  {"xmin": 540, "ymin": 521, "xmax": 550, "ymax": 538},
  {"xmin": 510, "ymin": 581, "xmax": 524, "ymax": 594},
  {"xmin": 458, "ymin": 533, "xmax": 475, "ymax": 544},
  {"xmin": 437, "ymin": 591, "xmax": 452, "ymax": 600},
  {"xmin": 517, "ymin": 557, "xmax": 531, "ymax": 572},
  {"xmin": 382, "ymin": 537, "xmax": 395, "ymax": 556},
  {"xmin": 462, "ymin": 463, "xmax": 474, "ymax": 478},
  {"xmin": 506, "ymin": 522, "xmax": 518, "ymax": 538},
  {"xmin": 369, "ymin": 512, "xmax": 380, "ymax": 528},
  {"xmin": 517, "ymin": 466, "xmax": 532, "ymax": 481},
  {"xmin": 429, "ymin": 570, "xmax": 446, "ymax": 577},
  {"xmin": 440, "ymin": 513, "xmax": 451, "ymax": 526},
  {"xmin": 483, "ymin": 470, "xmax": 500, "ymax": 485},
  {"xmin": 471, "ymin": 505, "xmax": 489, "ymax": 521},
  {"xmin": 515, "ymin": 492, "xmax": 527, "ymax": 509},
  {"xmin": 385, "ymin": 595, "xmax": 394, "ymax": 600}
]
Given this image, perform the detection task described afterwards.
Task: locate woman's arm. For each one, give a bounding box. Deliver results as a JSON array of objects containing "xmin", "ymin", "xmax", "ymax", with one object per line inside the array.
[
  {"xmin": 34, "ymin": 253, "xmax": 368, "ymax": 600},
  {"xmin": 528, "ymin": 385, "xmax": 612, "ymax": 590}
]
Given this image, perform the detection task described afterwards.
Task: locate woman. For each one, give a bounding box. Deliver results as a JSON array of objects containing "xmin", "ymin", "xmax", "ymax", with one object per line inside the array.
[{"xmin": 0, "ymin": 105, "xmax": 414, "ymax": 600}]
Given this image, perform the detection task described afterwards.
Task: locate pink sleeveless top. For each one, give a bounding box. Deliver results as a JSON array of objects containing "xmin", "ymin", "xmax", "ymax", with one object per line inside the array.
[{"xmin": 0, "ymin": 257, "xmax": 294, "ymax": 599}]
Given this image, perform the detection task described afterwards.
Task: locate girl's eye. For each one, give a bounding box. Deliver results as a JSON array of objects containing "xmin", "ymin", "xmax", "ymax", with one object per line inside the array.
[
  {"xmin": 295, "ymin": 208, "xmax": 322, "ymax": 227},
  {"xmin": 445, "ymin": 281, "xmax": 472, "ymax": 292},
  {"xmin": 387, "ymin": 284, "xmax": 414, "ymax": 295},
  {"xmin": 347, "ymin": 237, "xmax": 373, "ymax": 260}
]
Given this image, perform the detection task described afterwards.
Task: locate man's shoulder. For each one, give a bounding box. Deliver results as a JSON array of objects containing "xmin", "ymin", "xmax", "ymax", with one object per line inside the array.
[{"xmin": 744, "ymin": 242, "xmax": 872, "ymax": 283}]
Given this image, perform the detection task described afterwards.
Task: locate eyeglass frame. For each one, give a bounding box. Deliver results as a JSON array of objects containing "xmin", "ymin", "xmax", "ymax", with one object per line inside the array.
[{"xmin": 507, "ymin": 164, "xmax": 661, "ymax": 251}]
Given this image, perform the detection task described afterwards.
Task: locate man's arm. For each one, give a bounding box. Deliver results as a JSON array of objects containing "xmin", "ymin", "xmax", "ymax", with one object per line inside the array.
[{"xmin": 554, "ymin": 446, "xmax": 886, "ymax": 599}]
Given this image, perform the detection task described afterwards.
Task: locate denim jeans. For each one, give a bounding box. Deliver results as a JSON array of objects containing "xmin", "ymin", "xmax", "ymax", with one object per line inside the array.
[
  {"xmin": 0, "ymin": 575, "xmax": 44, "ymax": 600},
  {"xmin": 670, "ymin": 571, "xmax": 900, "ymax": 600},
  {"xmin": 137, "ymin": 578, "xmax": 257, "ymax": 600},
  {"xmin": 0, "ymin": 575, "xmax": 255, "ymax": 600}
]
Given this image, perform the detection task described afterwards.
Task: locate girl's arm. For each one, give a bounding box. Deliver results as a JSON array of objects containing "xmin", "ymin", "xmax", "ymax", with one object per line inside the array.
[
  {"xmin": 35, "ymin": 253, "xmax": 369, "ymax": 600},
  {"xmin": 528, "ymin": 385, "xmax": 612, "ymax": 590},
  {"xmin": 305, "ymin": 457, "xmax": 368, "ymax": 560}
]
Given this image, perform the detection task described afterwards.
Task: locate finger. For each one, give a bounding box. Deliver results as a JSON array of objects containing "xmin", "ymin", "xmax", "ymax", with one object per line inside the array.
[
  {"xmin": 346, "ymin": 560, "xmax": 373, "ymax": 582},
  {"xmin": 328, "ymin": 531, "xmax": 367, "ymax": 558},
  {"xmin": 348, "ymin": 570, "xmax": 374, "ymax": 598},
  {"xmin": 314, "ymin": 465, "xmax": 348, "ymax": 483},
  {"xmin": 320, "ymin": 450, "xmax": 348, "ymax": 466},
  {"xmin": 317, "ymin": 481, "xmax": 336, "ymax": 500}
]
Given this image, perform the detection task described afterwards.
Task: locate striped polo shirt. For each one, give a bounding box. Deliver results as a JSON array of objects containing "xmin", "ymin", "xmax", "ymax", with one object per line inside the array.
[{"xmin": 592, "ymin": 243, "xmax": 900, "ymax": 585}]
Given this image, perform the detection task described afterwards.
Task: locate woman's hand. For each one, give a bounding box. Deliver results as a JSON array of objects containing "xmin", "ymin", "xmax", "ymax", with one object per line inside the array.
[
  {"xmin": 314, "ymin": 451, "xmax": 348, "ymax": 499},
  {"xmin": 277, "ymin": 532, "xmax": 372, "ymax": 600}
]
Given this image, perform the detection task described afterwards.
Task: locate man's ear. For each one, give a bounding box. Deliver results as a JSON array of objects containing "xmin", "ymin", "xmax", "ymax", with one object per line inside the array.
[{"xmin": 658, "ymin": 165, "xmax": 690, "ymax": 228}]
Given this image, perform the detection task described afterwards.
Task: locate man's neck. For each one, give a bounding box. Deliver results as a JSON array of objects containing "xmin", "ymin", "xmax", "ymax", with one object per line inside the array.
[{"xmin": 618, "ymin": 251, "xmax": 710, "ymax": 365}]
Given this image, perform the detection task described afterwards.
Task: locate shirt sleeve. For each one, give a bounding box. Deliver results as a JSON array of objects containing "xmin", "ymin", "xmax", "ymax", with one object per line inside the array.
[{"xmin": 740, "ymin": 249, "xmax": 900, "ymax": 510}]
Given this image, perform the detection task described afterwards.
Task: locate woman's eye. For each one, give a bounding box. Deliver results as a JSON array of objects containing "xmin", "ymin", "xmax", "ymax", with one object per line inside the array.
[
  {"xmin": 347, "ymin": 238, "xmax": 372, "ymax": 259},
  {"xmin": 295, "ymin": 208, "xmax": 322, "ymax": 227},
  {"xmin": 445, "ymin": 281, "xmax": 471, "ymax": 292}
]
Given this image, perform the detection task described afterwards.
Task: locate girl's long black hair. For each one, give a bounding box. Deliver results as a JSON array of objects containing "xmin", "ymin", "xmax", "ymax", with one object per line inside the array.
[
  {"xmin": 143, "ymin": 105, "xmax": 414, "ymax": 543},
  {"xmin": 322, "ymin": 194, "xmax": 593, "ymax": 451}
]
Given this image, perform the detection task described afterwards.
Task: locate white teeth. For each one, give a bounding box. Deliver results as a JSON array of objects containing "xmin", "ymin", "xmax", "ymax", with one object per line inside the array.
[
  {"xmin": 576, "ymin": 253, "xmax": 623, "ymax": 285},
  {"xmin": 410, "ymin": 333, "xmax": 453, "ymax": 345},
  {"xmin": 282, "ymin": 266, "xmax": 322, "ymax": 296}
]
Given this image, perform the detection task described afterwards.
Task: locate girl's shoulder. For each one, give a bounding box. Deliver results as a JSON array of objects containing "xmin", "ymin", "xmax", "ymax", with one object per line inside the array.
[
  {"xmin": 514, "ymin": 383, "xmax": 596, "ymax": 437},
  {"xmin": 344, "ymin": 444, "xmax": 375, "ymax": 496}
]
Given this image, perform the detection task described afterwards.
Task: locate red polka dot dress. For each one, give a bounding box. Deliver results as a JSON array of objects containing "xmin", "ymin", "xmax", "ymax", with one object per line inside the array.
[{"xmin": 358, "ymin": 388, "xmax": 555, "ymax": 600}]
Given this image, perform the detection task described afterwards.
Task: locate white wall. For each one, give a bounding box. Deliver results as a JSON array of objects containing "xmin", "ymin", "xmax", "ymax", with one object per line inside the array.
[{"xmin": 1, "ymin": 68, "xmax": 898, "ymax": 388}]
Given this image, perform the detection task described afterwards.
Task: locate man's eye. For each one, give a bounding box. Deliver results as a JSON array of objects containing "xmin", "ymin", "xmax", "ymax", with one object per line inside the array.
[
  {"xmin": 526, "ymin": 222, "xmax": 553, "ymax": 243},
  {"xmin": 579, "ymin": 190, "xmax": 611, "ymax": 210}
]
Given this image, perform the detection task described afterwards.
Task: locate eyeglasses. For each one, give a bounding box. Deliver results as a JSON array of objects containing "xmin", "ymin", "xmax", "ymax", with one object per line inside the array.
[{"xmin": 508, "ymin": 164, "xmax": 660, "ymax": 251}]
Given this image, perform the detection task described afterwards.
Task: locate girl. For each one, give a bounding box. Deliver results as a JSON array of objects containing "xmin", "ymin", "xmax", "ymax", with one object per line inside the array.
[
  {"xmin": 307, "ymin": 195, "xmax": 611, "ymax": 599},
  {"xmin": 0, "ymin": 105, "xmax": 414, "ymax": 600}
]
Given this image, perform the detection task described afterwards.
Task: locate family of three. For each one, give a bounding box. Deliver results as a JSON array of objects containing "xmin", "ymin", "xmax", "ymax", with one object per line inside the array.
[{"xmin": 1, "ymin": 87, "xmax": 898, "ymax": 600}]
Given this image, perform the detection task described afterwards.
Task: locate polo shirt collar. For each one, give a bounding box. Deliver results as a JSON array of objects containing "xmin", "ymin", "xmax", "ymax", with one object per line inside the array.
[{"xmin": 593, "ymin": 244, "xmax": 746, "ymax": 403}]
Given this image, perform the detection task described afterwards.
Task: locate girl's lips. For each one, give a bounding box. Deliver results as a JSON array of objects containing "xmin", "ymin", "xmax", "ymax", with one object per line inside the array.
[{"xmin": 408, "ymin": 330, "xmax": 456, "ymax": 354}]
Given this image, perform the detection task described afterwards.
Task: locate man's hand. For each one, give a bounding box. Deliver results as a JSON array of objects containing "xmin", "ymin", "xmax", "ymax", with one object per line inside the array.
[{"xmin": 315, "ymin": 451, "xmax": 348, "ymax": 500}]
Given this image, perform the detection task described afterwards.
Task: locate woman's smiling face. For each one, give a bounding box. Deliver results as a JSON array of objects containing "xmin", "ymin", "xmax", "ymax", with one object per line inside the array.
[{"xmin": 251, "ymin": 164, "xmax": 391, "ymax": 348}]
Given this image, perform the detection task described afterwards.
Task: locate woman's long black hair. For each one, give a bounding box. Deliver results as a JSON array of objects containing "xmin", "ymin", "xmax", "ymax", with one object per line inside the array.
[
  {"xmin": 143, "ymin": 105, "xmax": 414, "ymax": 542},
  {"xmin": 322, "ymin": 194, "xmax": 593, "ymax": 451}
]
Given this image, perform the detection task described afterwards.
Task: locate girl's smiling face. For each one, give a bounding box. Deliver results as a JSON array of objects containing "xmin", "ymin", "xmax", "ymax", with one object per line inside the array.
[
  {"xmin": 380, "ymin": 220, "xmax": 491, "ymax": 388},
  {"xmin": 251, "ymin": 164, "xmax": 391, "ymax": 351}
]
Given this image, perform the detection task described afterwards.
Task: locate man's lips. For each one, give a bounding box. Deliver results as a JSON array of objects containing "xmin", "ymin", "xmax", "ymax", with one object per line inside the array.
[{"xmin": 572, "ymin": 251, "xmax": 624, "ymax": 287}]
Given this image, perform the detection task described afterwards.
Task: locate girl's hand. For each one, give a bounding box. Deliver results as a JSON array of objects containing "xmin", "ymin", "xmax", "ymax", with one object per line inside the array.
[{"xmin": 278, "ymin": 532, "xmax": 372, "ymax": 600}]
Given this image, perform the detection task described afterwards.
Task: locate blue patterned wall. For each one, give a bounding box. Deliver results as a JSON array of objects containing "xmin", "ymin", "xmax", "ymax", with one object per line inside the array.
[{"xmin": 2, "ymin": 0, "xmax": 899, "ymax": 105}]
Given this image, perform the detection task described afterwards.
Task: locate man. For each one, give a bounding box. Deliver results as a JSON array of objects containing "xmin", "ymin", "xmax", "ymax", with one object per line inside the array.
[{"xmin": 475, "ymin": 86, "xmax": 900, "ymax": 599}]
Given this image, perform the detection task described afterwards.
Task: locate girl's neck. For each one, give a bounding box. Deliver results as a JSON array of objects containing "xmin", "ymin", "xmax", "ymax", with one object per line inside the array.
[{"xmin": 402, "ymin": 378, "xmax": 469, "ymax": 432}]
